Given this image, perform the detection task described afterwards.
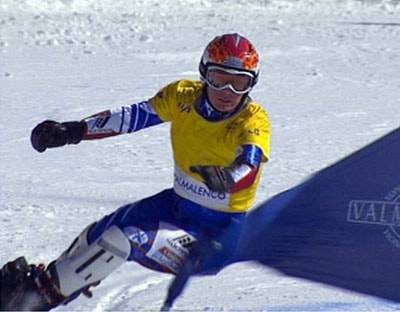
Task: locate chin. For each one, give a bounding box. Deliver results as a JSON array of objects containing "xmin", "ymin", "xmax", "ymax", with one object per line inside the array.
[{"xmin": 215, "ymin": 104, "xmax": 234, "ymax": 112}]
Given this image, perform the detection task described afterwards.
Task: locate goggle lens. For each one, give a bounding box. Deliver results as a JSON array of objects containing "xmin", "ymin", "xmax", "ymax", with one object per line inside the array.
[{"xmin": 205, "ymin": 67, "xmax": 254, "ymax": 95}]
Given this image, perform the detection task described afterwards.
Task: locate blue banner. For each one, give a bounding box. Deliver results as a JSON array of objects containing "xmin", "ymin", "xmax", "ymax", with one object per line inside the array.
[
  {"xmin": 164, "ymin": 127, "xmax": 400, "ymax": 309},
  {"xmin": 232, "ymin": 127, "xmax": 400, "ymax": 302}
]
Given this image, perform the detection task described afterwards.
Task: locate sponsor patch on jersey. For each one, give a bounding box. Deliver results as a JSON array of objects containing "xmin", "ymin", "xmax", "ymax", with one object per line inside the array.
[{"xmin": 173, "ymin": 165, "xmax": 230, "ymax": 210}]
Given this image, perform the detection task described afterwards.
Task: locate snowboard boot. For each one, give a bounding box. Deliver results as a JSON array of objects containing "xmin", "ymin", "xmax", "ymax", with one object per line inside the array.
[
  {"xmin": 0, "ymin": 257, "xmax": 66, "ymax": 311},
  {"xmin": 1, "ymin": 226, "xmax": 130, "ymax": 310}
]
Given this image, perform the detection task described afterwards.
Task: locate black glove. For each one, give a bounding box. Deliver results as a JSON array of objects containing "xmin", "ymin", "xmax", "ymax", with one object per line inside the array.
[
  {"xmin": 30, "ymin": 120, "xmax": 85, "ymax": 153},
  {"xmin": 190, "ymin": 165, "xmax": 235, "ymax": 193}
]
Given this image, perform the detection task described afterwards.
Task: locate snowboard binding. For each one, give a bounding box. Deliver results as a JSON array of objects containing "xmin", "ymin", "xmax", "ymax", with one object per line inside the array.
[{"xmin": 0, "ymin": 257, "xmax": 65, "ymax": 311}]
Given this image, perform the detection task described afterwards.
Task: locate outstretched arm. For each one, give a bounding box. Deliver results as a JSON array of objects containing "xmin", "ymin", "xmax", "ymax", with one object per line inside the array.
[
  {"xmin": 83, "ymin": 100, "xmax": 162, "ymax": 139},
  {"xmin": 31, "ymin": 100, "xmax": 163, "ymax": 153}
]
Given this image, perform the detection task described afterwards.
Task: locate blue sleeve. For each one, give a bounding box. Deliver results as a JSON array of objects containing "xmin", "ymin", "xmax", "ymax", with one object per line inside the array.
[
  {"xmin": 235, "ymin": 145, "xmax": 263, "ymax": 168},
  {"xmin": 125, "ymin": 101, "xmax": 164, "ymax": 133},
  {"xmin": 84, "ymin": 100, "xmax": 164, "ymax": 138}
]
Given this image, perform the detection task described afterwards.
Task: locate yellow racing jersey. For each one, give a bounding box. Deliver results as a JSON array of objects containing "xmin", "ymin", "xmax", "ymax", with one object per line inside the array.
[{"xmin": 149, "ymin": 79, "xmax": 271, "ymax": 212}]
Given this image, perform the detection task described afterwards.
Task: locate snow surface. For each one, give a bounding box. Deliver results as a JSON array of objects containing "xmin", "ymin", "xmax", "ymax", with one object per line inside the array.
[{"xmin": 1, "ymin": 0, "xmax": 400, "ymax": 310}]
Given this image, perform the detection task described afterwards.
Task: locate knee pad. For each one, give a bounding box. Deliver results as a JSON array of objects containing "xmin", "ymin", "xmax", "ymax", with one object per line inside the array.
[{"xmin": 54, "ymin": 225, "xmax": 130, "ymax": 297}]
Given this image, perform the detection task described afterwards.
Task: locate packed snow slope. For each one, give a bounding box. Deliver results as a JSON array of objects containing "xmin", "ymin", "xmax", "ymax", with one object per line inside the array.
[{"xmin": 1, "ymin": 0, "xmax": 399, "ymax": 310}]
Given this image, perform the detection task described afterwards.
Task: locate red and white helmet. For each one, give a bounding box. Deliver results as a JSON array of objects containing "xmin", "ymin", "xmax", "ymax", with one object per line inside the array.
[{"xmin": 199, "ymin": 33, "xmax": 260, "ymax": 88}]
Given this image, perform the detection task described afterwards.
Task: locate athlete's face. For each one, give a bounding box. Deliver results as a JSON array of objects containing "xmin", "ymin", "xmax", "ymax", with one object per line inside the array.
[
  {"xmin": 204, "ymin": 68, "xmax": 253, "ymax": 113},
  {"xmin": 207, "ymin": 86, "xmax": 245, "ymax": 113}
]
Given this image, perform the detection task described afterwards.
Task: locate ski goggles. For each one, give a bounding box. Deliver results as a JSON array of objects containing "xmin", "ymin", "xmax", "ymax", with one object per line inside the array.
[{"xmin": 204, "ymin": 66, "xmax": 255, "ymax": 95}]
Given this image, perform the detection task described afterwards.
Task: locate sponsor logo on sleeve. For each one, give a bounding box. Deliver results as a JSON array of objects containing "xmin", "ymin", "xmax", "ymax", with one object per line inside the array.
[{"xmin": 95, "ymin": 116, "xmax": 110, "ymax": 129}]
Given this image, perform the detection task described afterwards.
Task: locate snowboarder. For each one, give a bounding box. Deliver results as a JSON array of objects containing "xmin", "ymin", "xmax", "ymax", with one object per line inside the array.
[{"xmin": 0, "ymin": 33, "xmax": 270, "ymax": 311}]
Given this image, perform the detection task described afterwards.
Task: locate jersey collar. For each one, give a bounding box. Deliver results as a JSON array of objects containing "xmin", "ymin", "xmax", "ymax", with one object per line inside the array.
[{"xmin": 195, "ymin": 91, "xmax": 250, "ymax": 122}]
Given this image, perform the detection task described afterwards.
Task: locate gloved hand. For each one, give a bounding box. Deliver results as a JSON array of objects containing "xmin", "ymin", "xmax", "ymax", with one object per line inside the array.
[
  {"xmin": 190, "ymin": 165, "xmax": 235, "ymax": 193},
  {"xmin": 31, "ymin": 120, "xmax": 85, "ymax": 153}
]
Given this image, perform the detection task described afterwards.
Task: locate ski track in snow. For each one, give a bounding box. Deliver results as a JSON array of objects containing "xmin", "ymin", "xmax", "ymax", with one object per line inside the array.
[
  {"xmin": 91, "ymin": 273, "xmax": 169, "ymax": 312},
  {"xmin": 1, "ymin": 0, "xmax": 400, "ymax": 310}
]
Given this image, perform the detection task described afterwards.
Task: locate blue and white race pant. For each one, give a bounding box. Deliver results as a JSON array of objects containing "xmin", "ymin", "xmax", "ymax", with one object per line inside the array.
[{"xmin": 87, "ymin": 189, "xmax": 245, "ymax": 275}]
